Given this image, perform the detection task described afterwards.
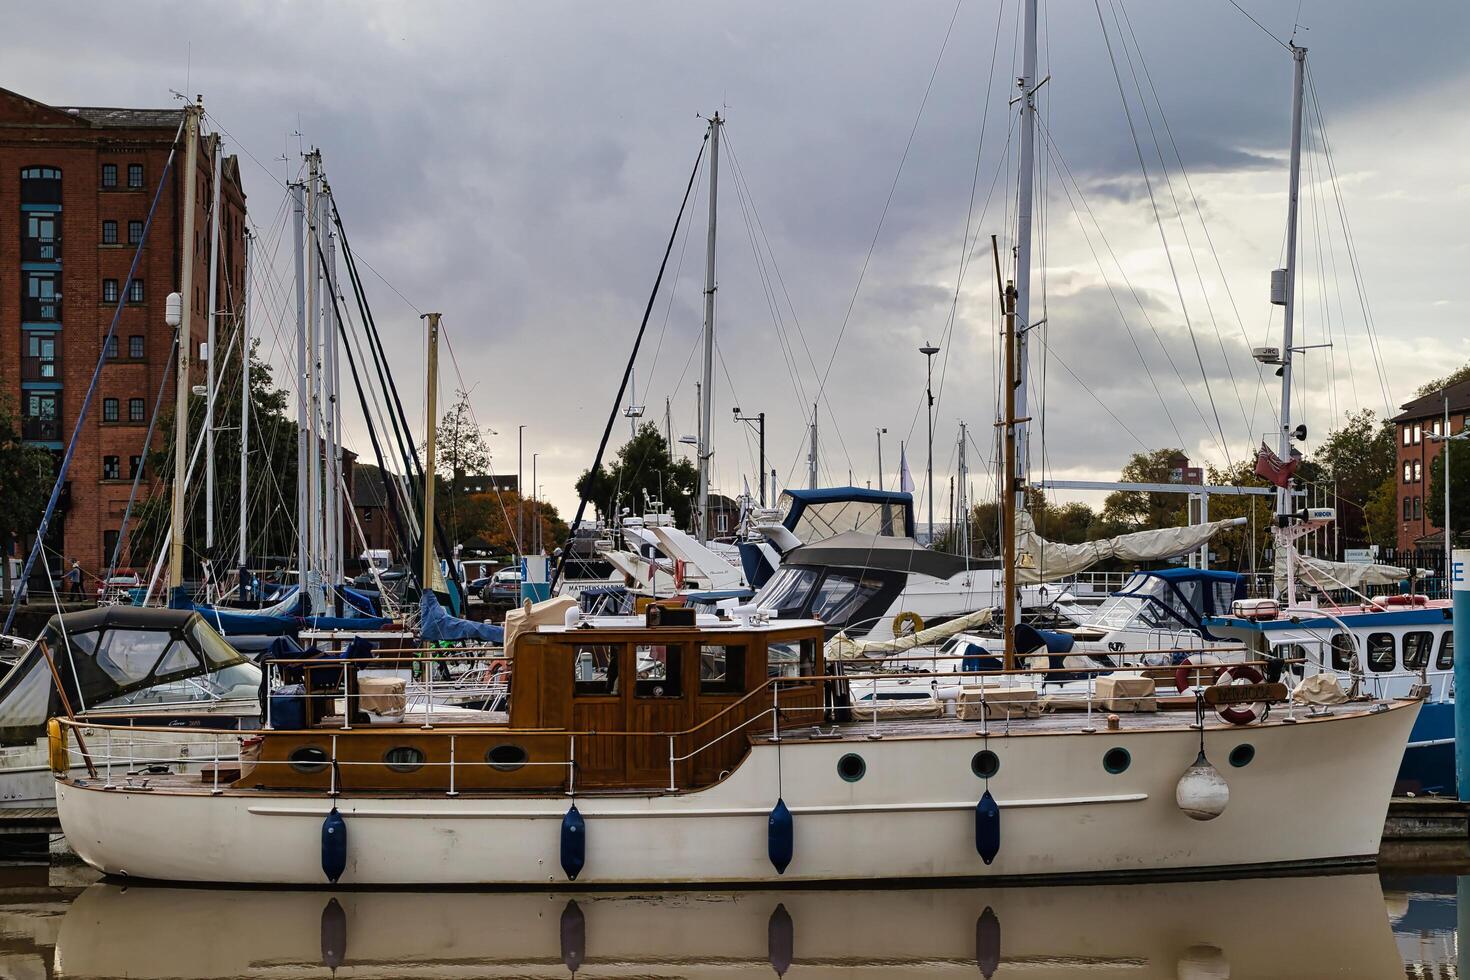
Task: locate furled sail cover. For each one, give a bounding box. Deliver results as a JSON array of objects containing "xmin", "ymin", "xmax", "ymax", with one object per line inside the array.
[
  {"xmin": 826, "ymin": 607, "xmax": 994, "ymax": 661},
  {"xmin": 1273, "ymin": 550, "xmax": 1414, "ymax": 594},
  {"xmin": 1014, "ymin": 511, "xmax": 1243, "ymax": 583}
]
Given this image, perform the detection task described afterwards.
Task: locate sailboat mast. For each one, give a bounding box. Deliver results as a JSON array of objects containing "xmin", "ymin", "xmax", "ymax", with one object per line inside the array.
[
  {"xmin": 1002, "ymin": 277, "xmax": 1020, "ymax": 666},
  {"xmin": 421, "ymin": 313, "xmax": 442, "ymax": 591},
  {"xmin": 1276, "ymin": 45, "xmax": 1308, "ymax": 607},
  {"xmin": 168, "ymin": 98, "xmax": 202, "ymax": 592},
  {"xmin": 1012, "ymin": 0, "xmax": 1039, "ymax": 511},
  {"xmin": 237, "ymin": 230, "xmax": 251, "ymax": 569},
  {"xmin": 697, "ymin": 112, "xmax": 721, "ymax": 543},
  {"xmin": 291, "ymin": 180, "xmax": 310, "ymax": 601},
  {"xmin": 305, "ymin": 151, "xmax": 324, "ymax": 597},
  {"xmin": 323, "ymin": 182, "xmax": 342, "ymax": 587},
  {"xmin": 808, "ymin": 404, "xmax": 818, "ymax": 489},
  {"xmin": 204, "ymin": 134, "xmax": 223, "ymax": 556}
]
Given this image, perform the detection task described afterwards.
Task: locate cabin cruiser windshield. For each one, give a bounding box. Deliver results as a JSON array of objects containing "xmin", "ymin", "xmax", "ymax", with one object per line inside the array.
[{"xmin": 1084, "ymin": 570, "xmax": 1242, "ymax": 638}]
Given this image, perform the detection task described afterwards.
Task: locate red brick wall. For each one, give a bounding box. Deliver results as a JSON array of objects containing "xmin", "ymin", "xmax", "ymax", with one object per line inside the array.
[{"xmin": 0, "ymin": 98, "xmax": 246, "ymax": 586}]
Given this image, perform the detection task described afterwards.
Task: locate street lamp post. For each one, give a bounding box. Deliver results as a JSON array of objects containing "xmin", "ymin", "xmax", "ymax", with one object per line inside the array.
[
  {"xmin": 517, "ymin": 425, "xmax": 525, "ymax": 556},
  {"xmin": 733, "ymin": 407, "xmax": 766, "ymax": 506},
  {"xmin": 920, "ymin": 342, "xmax": 940, "ymax": 543}
]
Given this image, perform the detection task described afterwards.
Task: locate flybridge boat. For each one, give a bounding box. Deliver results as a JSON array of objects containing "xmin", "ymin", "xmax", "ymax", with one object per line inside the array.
[
  {"xmin": 51, "ymin": 595, "xmax": 1416, "ymax": 886},
  {"xmin": 0, "ymin": 607, "xmax": 260, "ymax": 808}
]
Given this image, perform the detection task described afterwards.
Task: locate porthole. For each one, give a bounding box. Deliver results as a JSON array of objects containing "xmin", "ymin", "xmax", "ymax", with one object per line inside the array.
[
  {"xmin": 288, "ymin": 745, "xmax": 329, "ymax": 774},
  {"xmin": 837, "ymin": 752, "xmax": 866, "ymax": 782},
  {"xmin": 971, "ymin": 750, "xmax": 1000, "ymax": 779},
  {"xmin": 1103, "ymin": 747, "xmax": 1131, "ymax": 775},
  {"xmin": 383, "ymin": 746, "xmax": 425, "ymax": 773},
  {"xmin": 486, "ymin": 743, "xmax": 529, "ymax": 772},
  {"xmin": 1229, "ymin": 743, "xmax": 1256, "ymax": 769}
]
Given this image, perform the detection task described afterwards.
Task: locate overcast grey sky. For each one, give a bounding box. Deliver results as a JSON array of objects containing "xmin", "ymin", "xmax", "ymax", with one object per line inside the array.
[{"xmin": 11, "ymin": 1, "xmax": 1470, "ymax": 518}]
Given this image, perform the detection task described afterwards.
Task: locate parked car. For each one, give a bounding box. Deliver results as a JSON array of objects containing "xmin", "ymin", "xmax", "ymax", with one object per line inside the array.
[
  {"xmin": 480, "ymin": 568, "xmax": 522, "ymax": 603},
  {"xmin": 96, "ymin": 571, "xmax": 142, "ymax": 603}
]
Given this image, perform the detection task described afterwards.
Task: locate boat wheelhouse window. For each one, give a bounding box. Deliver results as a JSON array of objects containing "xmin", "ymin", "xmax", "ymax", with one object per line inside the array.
[
  {"xmin": 1366, "ymin": 633, "xmax": 1395, "ymax": 673},
  {"xmin": 1330, "ymin": 633, "xmax": 1356, "ymax": 672},
  {"xmin": 810, "ymin": 573, "xmax": 885, "ymax": 624},
  {"xmin": 97, "ymin": 660, "xmax": 259, "ymax": 709},
  {"xmin": 635, "ymin": 644, "xmax": 683, "ymax": 698},
  {"xmin": 756, "ymin": 566, "xmax": 819, "ymax": 613},
  {"xmin": 768, "ymin": 638, "xmax": 816, "ymax": 679},
  {"xmin": 699, "ymin": 644, "xmax": 746, "ymax": 694},
  {"xmin": 1403, "ymin": 632, "xmax": 1434, "ymax": 671},
  {"xmin": 573, "ymin": 645, "xmax": 619, "ymax": 696},
  {"xmin": 189, "ymin": 621, "xmax": 249, "ymax": 668},
  {"xmin": 1439, "ymin": 631, "xmax": 1455, "ymax": 671},
  {"xmin": 94, "ymin": 629, "xmax": 173, "ymax": 686}
]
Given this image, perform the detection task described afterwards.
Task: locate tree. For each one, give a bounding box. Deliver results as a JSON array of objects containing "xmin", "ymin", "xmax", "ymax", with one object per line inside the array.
[
  {"xmin": 423, "ymin": 388, "xmax": 493, "ymax": 548},
  {"xmin": 0, "ymin": 395, "xmax": 55, "ymax": 598},
  {"xmin": 458, "ymin": 490, "xmax": 568, "ymax": 556},
  {"xmin": 1365, "ymin": 475, "xmax": 1398, "ymax": 550},
  {"xmin": 1315, "ymin": 409, "xmax": 1395, "ymax": 549},
  {"xmin": 1201, "ymin": 460, "xmax": 1276, "ymax": 572},
  {"xmin": 1417, "ymin": 363, "xmax": 1470, "ymax": 398},
  {"xmin": 574, "ymin": 423, "xmax": 698, "ymax": 529},
  {"xmin": 1426, "ymin": 447, "xmax": 1470, "ymax": 545},
  {"xmin": 1100, "ymin": 449, "xmax": 1189, "ymax": 531}
]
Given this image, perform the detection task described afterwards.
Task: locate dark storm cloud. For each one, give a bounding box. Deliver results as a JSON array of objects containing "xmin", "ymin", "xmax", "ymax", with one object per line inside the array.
[{"xmin": 7, "ymin": 0, "xmax": 1466, "ymax": 506}]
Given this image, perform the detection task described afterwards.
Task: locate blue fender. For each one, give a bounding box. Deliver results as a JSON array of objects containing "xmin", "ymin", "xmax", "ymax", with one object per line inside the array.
[
  {"xmin": 768, "ymin": 798, "xmax": 794, "ymax": 875},
  {"xmin": 975, "ymin": 790, "xmax": 1000, "ymax": 865},
  {"xmin": 561, "ymin": 804, "xmax": 586, "ymax": 881},
  {"xmin": 322, "ymin": 806, "xmax": 347, "ymax": 883}
]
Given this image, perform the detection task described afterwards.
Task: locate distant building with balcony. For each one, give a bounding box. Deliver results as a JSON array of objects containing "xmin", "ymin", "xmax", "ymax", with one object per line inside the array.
[
  {"xmin": 0, "ymin": 87, "xmax": 246, "ymax": 578},
  {"xmin": 1391, "ymin": 379, "xmax": 1470, "ymax": 551}
]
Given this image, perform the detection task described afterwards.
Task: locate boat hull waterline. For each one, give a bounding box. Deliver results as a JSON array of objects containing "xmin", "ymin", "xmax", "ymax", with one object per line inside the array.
[{"xmin": 55, "ymin": 699, "xmax": 1417, "ymax": 886}]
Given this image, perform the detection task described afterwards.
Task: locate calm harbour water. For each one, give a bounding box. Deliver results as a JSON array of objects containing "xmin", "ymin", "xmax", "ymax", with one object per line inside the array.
[{"xmin": 0, "ymin": 863, "xmax": 1459, "ymax": 978}]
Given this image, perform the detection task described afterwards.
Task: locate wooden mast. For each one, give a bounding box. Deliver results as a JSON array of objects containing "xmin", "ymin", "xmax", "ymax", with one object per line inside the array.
[
  {"xmin": 420, "ymin": 312, "xmax": 441, "ymax": 593},
  {"xmin": 994, "ymin": 236, "xmax": 1019, "ymax": 669}
]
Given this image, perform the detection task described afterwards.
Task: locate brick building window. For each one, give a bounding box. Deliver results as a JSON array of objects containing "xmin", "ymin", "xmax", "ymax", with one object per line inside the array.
[
  {"xmin": 102, "ymin": 398, "xmax": 118, "ymax": 422},
  {"xmin": 1433, "ymin": 419, "xmax": 1443, "ymax": 437},
  {"xmin": 1414, "ymin": 460, "xmax": 1423, "ymax": 483},
  {"xmin": 103, "ymin": 529, "xmax": 119, "ymax": 560},
  {"xmin": 102, "ymin": 279, "xmax": 118, "ymax": 303},
  {"xmin": 102, "ymin": 220, "xmax": 118, "ymax": 244},
  {"xmin": 129, "ymin": 455, "xmax": 142, "ymax": 479},
  {"xmin": 127, "ymin": 279, "xmax": 144, "ymax": 303},
  {"xmin": 104, "ymin": 336, "xmax": 118, "ymax": 359},
  {"xmin": 127, "ymin": 164, "xmax": 144, "ymax": 188},
  {"xmin": 1404, "ymin": 497, "xmax": 1413, "ymax": 521},
  {"xmin": 128, "ymin": 398, "xmax": 144, "ymax": 422},
  {"xmin": 128, "ymin": 335, "xmax": 144, "ymax": 358},
  {"xmin": 1414, "ymin": 496, "xmax": 1423, "ymax": 520},
  {"xmin": 101, "ymin": 163, "xmax": 117, "ymax": 188},
  {"xmin": 1403, "ymin": 461, "xmax": 1413, "ymax": 484},
  {"xmin": 102, "ymin": 456, "xmax": 120, "ymax": 480},
  {"xmin": 128, "ymin": 220, "xmax": 143, "ymax": 245},
  {"xmin": 20, "ymin": 166, "xmax": 62, "ymax": 205},
  {"xmin": 1403, "ymin": 426, "xmax": 1412, "ymax": 447},
  {"xmin": 1413, "ymin": 423, "xmax": 1423, "ymax": 445}
]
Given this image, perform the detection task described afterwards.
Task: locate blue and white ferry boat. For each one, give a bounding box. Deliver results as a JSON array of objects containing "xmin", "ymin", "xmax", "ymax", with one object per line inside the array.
[{"xmin": 1206, "ymin": 594, "xmax": 1453, "ymax": 795}]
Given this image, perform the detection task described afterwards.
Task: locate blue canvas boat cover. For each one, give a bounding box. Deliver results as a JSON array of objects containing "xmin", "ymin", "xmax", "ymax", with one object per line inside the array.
[{"xmin": 419, "ymin": 591, "xmax": 504, "ymax": 643}]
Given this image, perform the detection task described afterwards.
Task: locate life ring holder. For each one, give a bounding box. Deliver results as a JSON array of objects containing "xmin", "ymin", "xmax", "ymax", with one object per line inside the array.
[
  {"xmin": 1175, "ymin": 656, "xmax": 1222, "ymax": 693},
  {"xmin": 892, "ymin": 611, "xmax": 925, "ymax": 638},
  {"xmin": 1211, "ymin": 664, "xmax": 1267, "ymax": 726}
]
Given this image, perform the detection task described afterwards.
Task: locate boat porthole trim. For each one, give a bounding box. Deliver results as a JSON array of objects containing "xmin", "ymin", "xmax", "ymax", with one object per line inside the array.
[
  {"xmin": 971, "ymin": 749, "xmax": 1000, "ymax": 779},
  {"xmin": 1229, "ymin": 743, "xmax": 1255, "ymax": 768},
  {"xmin": 1103, "ymin": 747, "xmax": 1131, "ymax": 775},
  {"xmin": 287, "ymin": 745, "xmax": 330, "ymax": 774},
  {"xmin": 486, "ymin": 743, "xmax": 529, "ymax": 772},
  {"xmin": 837, "ymin": 752, "xmax": 866, "ymax": 783},
  {"xmin": 383, "ymin": 746, "xmax": 426, "ymax": 773}
]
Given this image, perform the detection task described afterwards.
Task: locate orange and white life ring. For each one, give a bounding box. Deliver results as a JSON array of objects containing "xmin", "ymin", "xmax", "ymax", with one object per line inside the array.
[
  {"xmin": 1175, "ymin": 656, "xmax": 1221, "ymax": 693},
  {"xmin": 1373, "ymin": 593, "xmax": 1429, "ymax": 609},
  {"xmin": 1212, "ymin": 664, "xmax": 1267, "ymax": 725}
]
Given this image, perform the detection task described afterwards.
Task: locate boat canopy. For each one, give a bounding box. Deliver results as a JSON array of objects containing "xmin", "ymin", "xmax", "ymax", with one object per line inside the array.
[
  {"xmin": 1084, "ymin": 568, "xmax": 1245, "ymax": 639},
  {"xmin": 0, "ymin": 607, "xmax": 260, "ymax": 745},
  {"xmin": 779, "ymin": 487, "xmax": 916, "ymax": 542},
  {"xmin": 780, "ymin": 530, "xmax": 997, "ymax": 580}
]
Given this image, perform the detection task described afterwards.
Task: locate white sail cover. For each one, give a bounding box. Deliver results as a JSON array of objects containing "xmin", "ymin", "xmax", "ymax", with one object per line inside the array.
[
  {"xmin": 826, "ymin": 607, "xmax": 994, "ymax": 661},
  {"xmin": 1275, "ymin": 551, "xmax": 1414, "ymax": 593},
  {"xmin": 1015, "ymin": 511, "xmax": 1243, "ymax": 583}
]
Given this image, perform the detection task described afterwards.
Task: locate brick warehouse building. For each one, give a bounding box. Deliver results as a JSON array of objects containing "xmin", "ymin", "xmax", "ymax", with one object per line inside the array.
[
  {"xmin": 1391, "ymin": 378, "xmax": 1470, "ymax": 551},
  {"xmin": 0, "ymin": 87, "xmax": 245, "ymax": 581}
]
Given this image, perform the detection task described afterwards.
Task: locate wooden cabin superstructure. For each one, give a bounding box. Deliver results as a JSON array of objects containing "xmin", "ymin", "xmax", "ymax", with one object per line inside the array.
[{"xmin": 242, "ymin": 617, "xmax": 828, "ymax": 795}]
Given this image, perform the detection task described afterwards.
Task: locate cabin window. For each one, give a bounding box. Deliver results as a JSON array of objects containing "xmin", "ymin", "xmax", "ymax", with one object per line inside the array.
[
  {"xmin": 1404, "ymin": 632, "xmax": 1434, "ymax": 671},
  {"xmin": 1366, "ymin": 633, "xmax": 1396, "ymax": 673},
  {"xmin": 634, "ymin": 644, "xmax": 683, "ymax": 698},
  {"xmin": 1439, "ymin": 632, "xmax": 1455, "ymax": 671},
  {"xmin": 94, "ymin": 629, "xmax": 173, "ymax": 686},
  {"xmin": 486, "ymin": 743, "xmax": 528, "ymax": 772},
  {"xmin": 288, "ymin": 746, "xmax": 330, "ymax": 774},
  {"xmin": 699, "ymin": 644, "xmax": 746, "ymax": 694},
  {"xmin": 572, "ymin": 644, "xmax": 619, "ymax": 696},
  {"xmin": 1330, "ymin": 633, "xmax": 1356, "ymax": 672},
  {"xmin": 768, "ymin": 638, "xmax": 816, "ymax": 679},
  {"xmin": 756, "ymin": 566, "xmax": 819, "ymax": 613},
  {"xmin": 810, "ymin": 573, "xmax": 885, "ymax": 624},
  {"xmin": 383, "ymin": 746, "xmax": 425, "ymax": 773}
]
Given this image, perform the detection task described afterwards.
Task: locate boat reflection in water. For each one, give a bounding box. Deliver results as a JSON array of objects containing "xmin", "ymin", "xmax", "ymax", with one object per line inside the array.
[{"xmin": 53, "ymin": 873, "xmax": 1401, "ymax": 978}]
